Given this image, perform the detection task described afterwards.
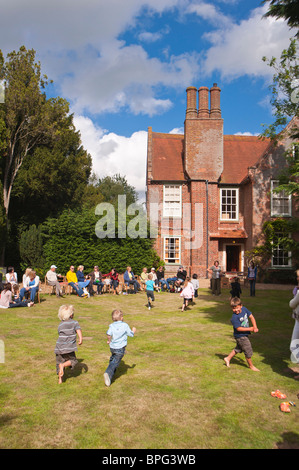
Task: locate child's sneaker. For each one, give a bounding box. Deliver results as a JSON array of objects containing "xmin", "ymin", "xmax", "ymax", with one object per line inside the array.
[{"xmin": 103, "ymin": 372, "xmax": 111, "ymax": 387}]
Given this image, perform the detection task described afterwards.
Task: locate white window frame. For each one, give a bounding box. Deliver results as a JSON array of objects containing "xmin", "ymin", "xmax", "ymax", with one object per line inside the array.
[
  {"xmin": 271, "ymin": 232, "xmax": 292, "ymax": 268},
  {"xmin": 220, "ymin": 188, "xmax": 239, "ymax": 221},
  {"xmin": 292, "ymin": 143, "xmax": 299, "ymax": 161},
  {"xmin": 271, "ymin": 180, "xmax": 292, "ymax": 217},
  {"xmin": 163, "ymin": 185, "xmax": 182, "ymax": 218},
  {"xmin": 163, "ymin": 236, "xmax": 181, "ymax": 265}
]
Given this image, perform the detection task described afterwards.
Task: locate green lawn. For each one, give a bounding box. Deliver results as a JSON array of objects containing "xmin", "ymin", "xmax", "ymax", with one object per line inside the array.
[{"xmin": 0, "ymin": 287, "xmax": 298, "ymax": 449}]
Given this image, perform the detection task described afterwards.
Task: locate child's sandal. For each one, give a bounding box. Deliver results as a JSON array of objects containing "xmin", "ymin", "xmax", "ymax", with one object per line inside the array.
[
  {"xmin": 271, "ymin": 390, "xmax": 287, "ymax": 399},
  {"xmin": 280, "ymin": 402, "xmax": 291, "ymax": 413}
]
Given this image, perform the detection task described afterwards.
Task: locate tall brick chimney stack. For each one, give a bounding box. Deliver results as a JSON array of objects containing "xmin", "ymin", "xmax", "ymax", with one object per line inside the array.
[
  {"xmin": 186, "ymin": 86, "xmax": 198, "ymax": 119},
  {"xmin": 210, "ymin": 83, "xmax": 221, "ymax": 119},
  {"xmin": 198, "ymin": 87, "xmax": 209, "ymax": 119},
  {"xmin": 184, "ymin": 84, "xmax": 223, "ymax": 181}
]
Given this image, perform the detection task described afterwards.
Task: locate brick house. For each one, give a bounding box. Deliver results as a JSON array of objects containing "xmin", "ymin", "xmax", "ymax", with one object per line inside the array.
[{"xmin": 146, "ymin": 84, "xmax": 299, "ymax": 279}]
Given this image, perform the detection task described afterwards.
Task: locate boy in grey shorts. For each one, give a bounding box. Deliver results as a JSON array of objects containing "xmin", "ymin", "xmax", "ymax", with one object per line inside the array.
[
  {"xmin": 54, "ymin": 305, "xmax": 83, "ymax": 384},
  {"xmin": 224, "ymin": 297, "xmax": 260, "ymax": 371}
]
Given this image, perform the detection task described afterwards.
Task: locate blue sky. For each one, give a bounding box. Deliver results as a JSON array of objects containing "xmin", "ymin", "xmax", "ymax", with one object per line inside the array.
[{"xmin": 0, "ymin": 0, "xmax": 295, "ymax": 198}]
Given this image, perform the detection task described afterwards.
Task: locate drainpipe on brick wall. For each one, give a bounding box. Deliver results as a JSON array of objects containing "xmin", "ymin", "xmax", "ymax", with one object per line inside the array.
[{"xmin": 206, "ymin": 180, "xmax": 209, "ymax": 279}]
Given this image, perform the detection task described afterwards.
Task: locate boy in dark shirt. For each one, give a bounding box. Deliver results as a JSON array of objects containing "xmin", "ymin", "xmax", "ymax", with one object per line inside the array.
[{"xmin": 224, "ymin": 297, "xmax": 260, "ymax": 371}]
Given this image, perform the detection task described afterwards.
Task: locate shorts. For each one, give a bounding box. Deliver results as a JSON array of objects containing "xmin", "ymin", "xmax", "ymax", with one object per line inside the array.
[
  {"xmin": 234, "ymin": 336, "xmax": 253, "ymax": 359},
  {"xmin": 55, "ymin": 352, "xmax": 78, "ymax": 374},
  {"xmin": 146, "ymin": 290, "xmax": 155, "ymax": 301}
]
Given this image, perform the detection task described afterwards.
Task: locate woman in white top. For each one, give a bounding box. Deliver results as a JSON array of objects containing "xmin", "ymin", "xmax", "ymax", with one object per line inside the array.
[
  {"xmin": 6, "ymin": 267, "xmax": 18, "ymax": 285},
  {"xmin": 19, "ymin": 270, "xmax": 40, "ymax": 303}
]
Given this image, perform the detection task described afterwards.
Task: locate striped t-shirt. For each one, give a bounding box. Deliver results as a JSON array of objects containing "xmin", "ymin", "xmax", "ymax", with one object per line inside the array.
[{"xmin": 54, "ymin": 319, "xmax": 81, "ymax": 354}]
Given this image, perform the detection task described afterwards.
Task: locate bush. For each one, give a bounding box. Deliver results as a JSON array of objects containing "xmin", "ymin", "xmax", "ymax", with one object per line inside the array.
[{"xmin": 41, "ymin": 208, "xmax": 161, "ymax": 276}]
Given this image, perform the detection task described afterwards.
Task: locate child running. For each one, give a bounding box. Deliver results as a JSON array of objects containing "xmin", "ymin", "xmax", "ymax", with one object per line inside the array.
[
  {"xmin": 54, "ymin": 305, "xmax": 83, "ymax": 384},
  {"xmin": 145, "ymin": 273, "xmax": 155, "ymax": 310},
  {"xmin": 180, "ymin": 277, "xmax": 194, "ymax": 311},
  {"xmin": 104, "ymin": 309, "xmax": 136, "ymax": 387},
  {"xmin": 224, "ymin": 297, "xmax": 260, "ymax": 371}
]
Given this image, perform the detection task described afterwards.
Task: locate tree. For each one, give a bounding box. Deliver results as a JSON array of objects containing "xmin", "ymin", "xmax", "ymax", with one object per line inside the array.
[
  {"xmin": 0, "ymin": 46, "xmax": 92, "ymax": 264},
  {"xmin": 97, "ymin": 174, "xmax": 138, "ymax": 207},
  {"xmin": 40, "ymin": 207, "xmax": 160, "ymax": 276},
  {"xmin": 262, "ymin": 0, "xmax": 299, "ymax": 37},
  {"xmin": 0, "ymin": 46, "xmax": 71, "ymax": 217},
  {"xmin": 261, "ymin": 38, "xmax": 299, "ymax": 198}
]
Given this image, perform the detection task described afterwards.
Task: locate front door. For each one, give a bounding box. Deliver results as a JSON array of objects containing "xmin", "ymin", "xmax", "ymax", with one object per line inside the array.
[{"xmin": 226, "ymin": 245, "xmax": 240, "ymax": 272}]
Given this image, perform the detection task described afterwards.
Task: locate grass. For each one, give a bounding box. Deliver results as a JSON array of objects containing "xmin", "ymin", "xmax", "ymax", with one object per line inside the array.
[{"xmin": 0, "ymin": 286, "xmax": 298, "ymax": 449}]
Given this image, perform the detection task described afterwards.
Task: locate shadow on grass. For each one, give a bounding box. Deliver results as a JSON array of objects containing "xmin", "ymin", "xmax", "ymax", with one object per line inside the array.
[
  {"xmin": 215, "ymin": 353, "xmax": 249, "ymax": 370},
  {"xmin": 276, "ymin": 432, "xmax": 299, "ymax": 449},
  {"xmin": 198, "ymin": 288, "xmax": 298, "ymax": 380},
  {"xmin": 0, "ymin": 413, "xmax": 17, "ymax": 428},
  {"xmin": 112, "ymin": 362, "xmax": 136, "ymax": 385},
  {"xmin": 60, "ymin": 359, "xmax": 88, "ymax": 383}
]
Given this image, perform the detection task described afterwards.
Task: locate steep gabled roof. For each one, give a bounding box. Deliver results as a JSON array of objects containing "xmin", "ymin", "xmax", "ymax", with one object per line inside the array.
[
  {"xmin": 221, "ymin": 135, "xmax": 271, "ymax": 184},
  {"xmin": 148, "ymin": 131, "xmax": 271, "ymax": 184},
  {"xmin": 150, "ymin": 132, "xmax": 185, "ymax": 181}
]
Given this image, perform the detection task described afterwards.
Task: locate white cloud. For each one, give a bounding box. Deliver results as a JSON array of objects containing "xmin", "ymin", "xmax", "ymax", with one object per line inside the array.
[
  {"xmin": 0, "ymin": 0, "xmax": 199, "ymax": 118},
  {"xmin": 74, "ymin": 115, "xmax": 148, "ymax": 198},
  {"xmin": 201, "ymin": 6, "xmax": 292, "ymax": 80},
  {"xmin": 234, "ymin": 131, "xmax": 260, "ymax": 136},
  {"xmin": 187, "ymin": 1, "xmax": 233, "ymax": 27}
]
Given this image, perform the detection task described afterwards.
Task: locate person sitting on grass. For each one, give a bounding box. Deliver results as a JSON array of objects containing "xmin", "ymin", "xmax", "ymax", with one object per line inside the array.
[
  {"xmin": 54, "ymin": 304, "xmax": 83, "ymax": 384},
  {"xmin": 145, "ymin": 273, "xmax": 155, "ymax": 310},
  {"xmin": 224, "ymin": 297, "xmax": 260, "ymax": 371},
  {"xmin": 0, "ymin": 283, "xmax": 34, "ymax": 308}
]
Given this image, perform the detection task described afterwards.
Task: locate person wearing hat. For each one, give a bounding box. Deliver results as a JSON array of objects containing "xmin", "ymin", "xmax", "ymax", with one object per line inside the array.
[
  {"xmin": 46, "ymin": 265, "xmax": 64, "ymax": 297},
  {"xmin": 150, "ymin": 267, "xmax": 159, "ymax": 291}
]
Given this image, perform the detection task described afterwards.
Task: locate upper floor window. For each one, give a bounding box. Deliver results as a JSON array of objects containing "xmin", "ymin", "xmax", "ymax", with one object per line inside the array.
[
  {"xmin": 272, "ymin": 232, "xmax": 292, "ymax": 267},
  {"xmin": 220, "ymin": 188, "xmax": 239, "ymax": 221},
  {"xmin": 292, "ymin": 143, "xmax": 299, "ymax": 161},
  {"xmin": 163, "ymin": 185, "xmax": 182, "ymax": 218},
  {"xmin": 271, "ymin": 180, "xmax": 291, "ymax": 217}
]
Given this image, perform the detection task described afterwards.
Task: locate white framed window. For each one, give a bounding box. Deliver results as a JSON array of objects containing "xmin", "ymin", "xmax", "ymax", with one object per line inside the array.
[
  {"xmin": 220, "ymin": 188, "xmax": 239, "ymax": 221},
  {"xmin": 163, "ymin": 185, "xmax": 182, "ymax": 218},
  {"xmin": 271, "ymin": 232, "xmax": 292, "ymax": 267},
  {"xmin": 271, "ymin": 180, "xmax": 291, "ymax": 217},
  {"xmin": 163, "ymin": 237, "xmax": 181, "ymax": 264},
  {"xmin": 292, "ymin": 143, "xmax": 299, "ymax": 161}
]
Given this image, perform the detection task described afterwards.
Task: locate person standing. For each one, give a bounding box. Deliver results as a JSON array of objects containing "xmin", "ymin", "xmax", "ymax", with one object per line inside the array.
[
  {"xmin": 208, "ymin": 261, "xmax": 222, "ymax": 296},
  {"xmin": 247, "ymin": 261, "xmax": 257, "ymax": 297}
]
